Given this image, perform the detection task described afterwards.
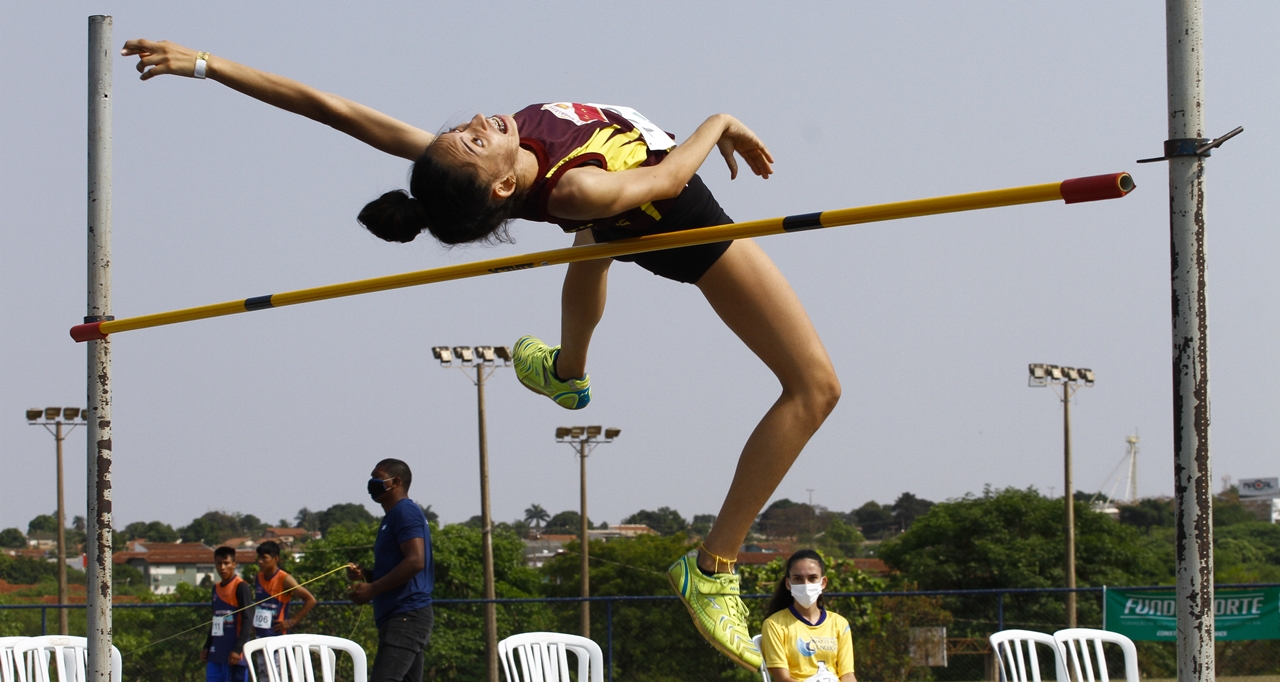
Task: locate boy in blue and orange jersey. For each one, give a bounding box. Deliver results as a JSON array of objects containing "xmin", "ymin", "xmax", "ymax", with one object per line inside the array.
[
  {"xmin": 248, "ymin": 540, "xmax": 316, "ymax": 680},
  {"xmin": 201, "ymin": 546, "xmax": 253, "ymax": 682}
]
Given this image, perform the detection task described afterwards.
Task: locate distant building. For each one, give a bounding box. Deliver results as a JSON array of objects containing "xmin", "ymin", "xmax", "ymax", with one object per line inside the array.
[
  {"xmin": 520, "ymin": 525, "xmax": 660, "ymax": 567},
  {"xmin": 113, "ymin": 541, "xmax": 256, "ymax": 594},
  {"xmin": 261, "ymin": 527, "xmax": 317, "ymax": 544}
]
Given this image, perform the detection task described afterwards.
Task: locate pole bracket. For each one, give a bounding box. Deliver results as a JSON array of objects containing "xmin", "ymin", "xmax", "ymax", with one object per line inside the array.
[
  {"xmin": 1137, "ymin": 126, "xmax": 1243, "ymax": 163},
  {"xmin": 83, "ymin": 315, "xmax": 114, "ymax": 323}
]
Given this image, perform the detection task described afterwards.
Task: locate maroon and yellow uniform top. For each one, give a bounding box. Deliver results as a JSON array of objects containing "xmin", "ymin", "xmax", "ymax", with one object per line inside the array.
[{"xmin": 513, "ymin": 103, "xmax": 676, "ymax": 235}]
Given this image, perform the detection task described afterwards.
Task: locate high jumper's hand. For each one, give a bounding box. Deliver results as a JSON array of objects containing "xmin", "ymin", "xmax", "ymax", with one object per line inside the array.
[
  {"xmin": 120, "ymin": 39, "xmax": 200, "ymax": 81},
  {"xmin": 716, "ymin": 116, "xmax": 774, "ymax": 180}
]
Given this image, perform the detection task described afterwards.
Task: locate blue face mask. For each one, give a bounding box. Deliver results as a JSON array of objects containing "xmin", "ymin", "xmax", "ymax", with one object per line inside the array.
[{"xmin": 368, "ymin": 477, "xmax": 390, "ymax": 501}]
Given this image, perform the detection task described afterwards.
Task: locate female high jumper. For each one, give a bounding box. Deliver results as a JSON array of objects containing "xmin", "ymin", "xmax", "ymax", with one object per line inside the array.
[{"xmin": 122, "ymin": 38, "xmax": 841, "ymax": 671}]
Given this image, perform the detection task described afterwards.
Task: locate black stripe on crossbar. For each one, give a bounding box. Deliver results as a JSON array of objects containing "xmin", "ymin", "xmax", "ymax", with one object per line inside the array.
[
  {"xmin": 244, "ymin": 295, "xmax": 275, "ymax": 311},
  {"xmin": 782, "ymin": 212, "xmax": 824, "ymax": 232}
]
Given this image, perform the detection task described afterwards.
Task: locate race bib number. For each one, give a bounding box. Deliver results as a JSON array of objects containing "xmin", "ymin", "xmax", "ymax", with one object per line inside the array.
[
  {"xmin": 211, "ymin": 616, "xmax": 225, "ymax": 637},
  {"xmin": 589, "ymin": 104, "xmax": 677, "ymax": 151},
  {"xmin": 540, "ymin": 103, "xmax": 677, "ymax": 151},
  {"xmin": 253, "ymin": 608, "xmax": 274, "ymax": 630}
]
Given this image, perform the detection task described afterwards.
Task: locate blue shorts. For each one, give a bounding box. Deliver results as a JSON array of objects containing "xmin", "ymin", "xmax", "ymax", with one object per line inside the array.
[{"xmin": 206, "ymin": 661, "xmax": 248, "ymax": 682}]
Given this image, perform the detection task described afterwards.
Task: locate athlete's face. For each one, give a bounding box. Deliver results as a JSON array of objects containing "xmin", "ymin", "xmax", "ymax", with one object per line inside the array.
[
  {"xmin": 215, "ymin": 556, "xmax": 237, "ymax": 582},
  {"xmin": 257, "ymin": 553, "xmax": 279, "ymax": 573},
  {"xmin": 785, "ymin": 558, "xmax": 827, "ymax": 590},
  {"xmin": 435, "ymin": 113, "xmax": 521, "ymax": 198}
]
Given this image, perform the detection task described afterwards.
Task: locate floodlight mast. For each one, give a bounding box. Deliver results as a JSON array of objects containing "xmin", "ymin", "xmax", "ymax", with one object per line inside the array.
[
  {"xmin": 433, "ymin": 345, "xmax": 511, "ymax": 682},
  {"xmin": 1027, "ymin": 363, "xmax": 1094, "ymax": 628},
  {"xmin": 556, "ymin": 426, "xmax": 620, "ymax": 639},
  {"xmin": 26, "ymin": 407, "xmax": 87, "ymax": 635}
]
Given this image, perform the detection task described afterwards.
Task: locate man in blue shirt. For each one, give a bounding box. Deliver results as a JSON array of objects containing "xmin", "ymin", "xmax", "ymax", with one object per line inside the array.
[{"xmin": 347, "ymin": 458, "xmax": 435, "ymax": 682}]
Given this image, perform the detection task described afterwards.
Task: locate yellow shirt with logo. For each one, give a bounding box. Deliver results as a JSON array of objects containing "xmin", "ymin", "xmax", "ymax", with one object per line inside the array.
[{"xmin": 761, "ymin": 607, "xmax": 855, "ymax": 680}]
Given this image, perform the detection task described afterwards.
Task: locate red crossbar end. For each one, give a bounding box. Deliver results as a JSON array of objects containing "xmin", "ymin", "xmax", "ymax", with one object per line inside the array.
[
  {"xmin": 1060, "ymin": 172, "xmax": 1136, "ymax": 204},
  {"xmin": 70, "ymin": 322, "xmax": 106, "ymax": 343}
]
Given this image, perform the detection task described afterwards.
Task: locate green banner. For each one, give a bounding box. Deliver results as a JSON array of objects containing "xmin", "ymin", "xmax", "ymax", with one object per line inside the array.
[{"xmin": 1105, "ymin": 587, "xmax": 1280, "ymax": 641}]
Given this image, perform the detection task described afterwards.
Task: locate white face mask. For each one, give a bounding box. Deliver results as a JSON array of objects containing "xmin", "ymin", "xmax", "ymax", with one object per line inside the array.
[{"xmin": 790, "ymin": 581, "xmax": 824, "ymax": 608}]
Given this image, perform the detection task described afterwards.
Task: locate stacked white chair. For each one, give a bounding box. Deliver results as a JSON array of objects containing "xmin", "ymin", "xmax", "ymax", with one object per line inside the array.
[
  {"xmin": 990, "ymin": 629, "xmax": 1068, "ymax": 682},
  {"xmin": 751, "ymin": 634, "xmax": 771, "ymax": 682},
  {"xmin": 498, "ymin": 632, "xmax": 604, "ymax": 682},
  {"xmin": 1, "ymin": 637, "xmax": 31, "ymax": 682},
  {"xmin": 1053, "ymin": 628, "xmax": 1139, "ymax": 682},
  {"xmin": 244, "ymin": 634, "xmax": 367, "ymax": 682},
  {"xmin": 10, "ymin": 636, "xmax": 121, "ymax": 682}
]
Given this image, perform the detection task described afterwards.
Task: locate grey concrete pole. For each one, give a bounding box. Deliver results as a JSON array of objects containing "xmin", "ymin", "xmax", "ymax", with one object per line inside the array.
[
  {"xmin": 86, "ymin": 15, "xmax": 115, "ymax": 681},
  {"xmin": 55, "ymin": 421, "xmax": 69, "ymax": 635},
  {"xmin": 1063, "ymin": 385, "xmax": 1076, "ymax": 629},
  {"xmin": 1165, "ymin": 1, "xmax": 1215, "ymax": 679},
  {"xmin": 475, "ymin": 365, "xmax": 498, "ymax": 682}
]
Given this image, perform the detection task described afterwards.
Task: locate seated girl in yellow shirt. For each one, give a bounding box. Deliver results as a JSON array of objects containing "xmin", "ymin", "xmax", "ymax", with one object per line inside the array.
[{"xmin": 760, "ymin": 550, "xmax": 856, "ymax": 682}]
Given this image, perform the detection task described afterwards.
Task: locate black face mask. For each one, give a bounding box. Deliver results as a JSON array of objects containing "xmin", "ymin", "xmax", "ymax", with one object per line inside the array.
[{"xmin": 368, "ymin": 478, "xmax": 389, "ymax": 501}]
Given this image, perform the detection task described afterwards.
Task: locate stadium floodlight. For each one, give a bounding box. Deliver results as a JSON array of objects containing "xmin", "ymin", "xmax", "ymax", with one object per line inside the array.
[
  {"xmin": 570, "ymin": 426, "xmax": 585, "ymax": 439},
  {"xmin": 555, "ymin": 427, "xmax": 571, "ymax": 440},
  {"xmin": 493, "ymin": 346, "xmax": 512, "ymax": 365},
  {"xmin": 605, "ymin": 428, "xmax": 621, "ymax": 440},
  {"xmin": 453, "ymin": 346, "xmax": 474, "ymax": 364},
  {"xmin": 26, "ymin": 409, "xmax": 41, "ymax": 421},
  {"xmin": 475, "ymin": 346, "xmax": 496, "ymax": 364},
  {"xmin": 1025, "ymin": 359, "xmax": 1095, "ymax": 630},
  {"xmin": 586, "ymin": 426, "xmax": 602, "ymax": 438},
  {"xmin": 44, "ymin": 407, "xmax": 61, "ymax": 420},
  {"xmin": 62, "ymin": 407, "xmax": 80, "ymax": 421},
  {"xmin": 431, "ymin": 346, "xmax": 453, "ymax": 366}
]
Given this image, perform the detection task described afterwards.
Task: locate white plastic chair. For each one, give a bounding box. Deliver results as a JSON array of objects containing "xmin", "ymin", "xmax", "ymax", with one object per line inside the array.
[
  {"xmin": 1053, "ymin": 628, "xmax": 1139, "ymax": 682},
  {"xmin": 250, "ymin": 634, "xmax": 367, "ymax": 682},
  {"xmin": 498, "ymin": 632, "xmax": 604, "ymax": 682},
  {"xmin": 990, "ymin": 629, "xmax": 1068, "ymax": 682},
  {"xmin": 243, "ymin": 637, "xmax": 285, "ymax": 682},
  {"xmin": 1, "ymin": 637, "xmax": 30, "ymax": 682},
  {"xmin": 10, "ymin": 636, "xmax": 121, "ymax": 682},
  {"xmin": 752, "ymin": 634, "xmax": 771, "ymax": 682}
]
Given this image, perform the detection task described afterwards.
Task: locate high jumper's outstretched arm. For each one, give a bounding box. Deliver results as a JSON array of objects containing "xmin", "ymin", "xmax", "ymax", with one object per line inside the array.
[{"xmin": 121, "ymin": 39, "xmax": 433, "ymax": 161}]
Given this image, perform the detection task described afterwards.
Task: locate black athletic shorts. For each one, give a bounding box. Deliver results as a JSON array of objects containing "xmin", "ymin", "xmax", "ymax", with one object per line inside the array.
[{"xmin": 589, "ymin": 173, "xmax": 732, "ymax": 284}]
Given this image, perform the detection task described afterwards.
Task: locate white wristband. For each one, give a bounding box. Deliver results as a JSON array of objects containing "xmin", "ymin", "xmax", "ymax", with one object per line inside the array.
[{"xmin": 194, "ymin": 52, "xmax": 209, "ymax": 79}]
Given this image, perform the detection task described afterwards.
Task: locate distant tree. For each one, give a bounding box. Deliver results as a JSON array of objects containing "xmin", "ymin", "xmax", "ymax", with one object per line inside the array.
[
  {"xmin": 890, "ymin": 492, "xmax": 935, "ymax": 532},
  {"xmin": 239, "ymin": 514, "xmax": 267, "ymax": 536},
  {"xmin": 622, "ymin": 507, "xmax": 689, "ymax": 536},
  {"xmin": 1118, "ymin": 498, "xmax": 1175, "ymax": 531},
  {"xmin": 756, "ymin": 499, "xmax": 819, "ymax": 538},
  {"xmin": 294, "ymin": 507, "xmax": 321, "ymax": 532},
  {"xmin": 276, "ymin": 519, "xmax": 291, "ymax": 528},
  {"xmin": 1215, "ymin": 522, "xmax": 1280, "ymax": 583},
  {"xmin": 178, "ymin": 511, "xmax": 243, "ymax": 545},
  {"xmin": 690, "ymin": 514, "xmax": 716, "ymax": 538},
  {"xmin": 318, "ymin": 503, "xmax": 376, "ymax": 534},
  {"xmin": 123, "ymin": 520, "xmax": 178, "ymax": 543},
  {"xmin": 420, "ymin": 504, "xmax": 439, "ymax": 524},
  {"xmin": 1214, "ymin": 494, "xmax": 1259, "ymax": 527},
  {"xmin": 523, "ymin": 504, "xmax": 550, "ymax": 529},
  {"xmin": 544, "ymin": 511, "xmax": 593, "ymax": 535},
  {"xmin": 852, "ymin": 501, "xmax": 895, "ymax": 539},
  {"xmin": 72, "ymin": 516, "xmax": 85, "ymax": 532},
  {"xmin": 0, "ymin": 528, "xmax": 26, "ymax": 548},
  {"xmin": 27, "ymin": 514, "xmax": 57, "ymax": 537},
  {"xmin": 463, "ymin": 515, "xmax": 484, "ymax": 529},
  {"xmin": 816, "ymin": 515, "xmax": 864, "ymax": 558},
  {"xmin": 879, "ymin": 486, "xmax": 1169, "ymax": 633}
]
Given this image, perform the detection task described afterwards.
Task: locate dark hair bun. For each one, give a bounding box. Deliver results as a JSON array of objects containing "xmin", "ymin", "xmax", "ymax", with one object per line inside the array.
[{"xmin": 357, "ymin": 190, "xmax": 429, "ymax": 243}]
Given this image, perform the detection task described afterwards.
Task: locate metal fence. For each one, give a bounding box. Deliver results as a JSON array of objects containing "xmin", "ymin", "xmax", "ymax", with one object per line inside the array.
[{"xmin": 3, "ymin": 585, "xmax": 1279, "ymax": 681}]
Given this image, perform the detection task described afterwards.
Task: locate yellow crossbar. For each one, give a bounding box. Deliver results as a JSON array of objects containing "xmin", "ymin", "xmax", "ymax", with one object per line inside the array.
[{"xmin": 70, "ymin": 172, "xmax": 1133, "ymax": 342}]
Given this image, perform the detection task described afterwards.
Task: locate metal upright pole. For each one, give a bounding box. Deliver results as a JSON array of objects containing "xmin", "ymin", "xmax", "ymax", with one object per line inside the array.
[
  {"xmin": 475, "ymin": 365, "xmax": 498, "ymax": 682},
  {"xmin": 55, "ymin": 421, "xmax": 69, "ymax": 635},
  {"xmin": 1062, "ymin": 386, "xmax": 1076, "ymax": 628},
  {"xmin": 86, "ymin": 15, "xmax": 114, "ymax": 681},
  {"xmin": 1166, "ymin": 1, "xmax": 1215, "ymax": 680},
  {"xmin": 580, "ymin": 439, "xmax": 590, "ymax": 638}
]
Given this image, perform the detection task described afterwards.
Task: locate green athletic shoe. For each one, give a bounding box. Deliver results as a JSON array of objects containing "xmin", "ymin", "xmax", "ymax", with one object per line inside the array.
[
  {"xmin": 667, "ymin": 550, "xmax": 761, "ymax": 671},
  {"xmin": 513, "ymin": 335, "xmax": 591, "ymax": 410}
]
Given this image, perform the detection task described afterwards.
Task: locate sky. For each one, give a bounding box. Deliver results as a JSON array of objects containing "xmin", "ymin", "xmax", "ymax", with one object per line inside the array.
[{"xmin": 2, "ymin": 3, "xmax": 1278, "ymax": 535}]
